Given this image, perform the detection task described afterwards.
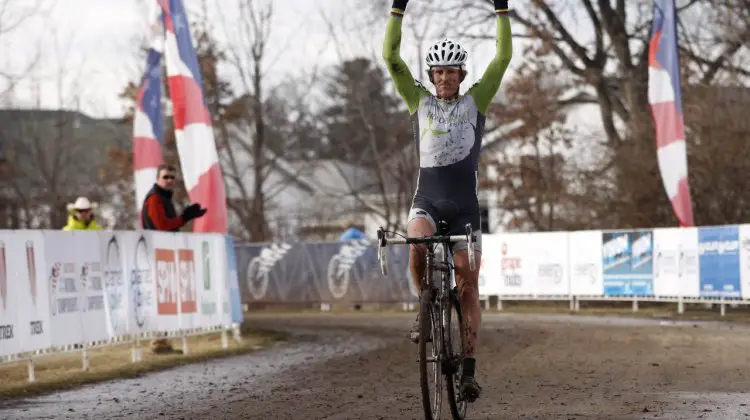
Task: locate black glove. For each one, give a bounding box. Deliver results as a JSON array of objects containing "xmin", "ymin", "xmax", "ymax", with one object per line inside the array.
[
  {"xmin": 182, "ymin": 203, "xmax": 207, "ymax": 221},
  {"xmin": 392, "ymin": 0, "xmax": 408, "ymax": 12}
]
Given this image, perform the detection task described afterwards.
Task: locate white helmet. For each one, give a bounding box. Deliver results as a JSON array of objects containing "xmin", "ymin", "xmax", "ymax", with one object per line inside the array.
[{"xmin": 425, "ymin": 38, "xmax": 468, "ymax": 68}]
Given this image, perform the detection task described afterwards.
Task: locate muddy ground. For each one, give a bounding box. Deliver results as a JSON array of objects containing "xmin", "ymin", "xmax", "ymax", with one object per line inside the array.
[{"xmin": 2, "ymin": 312, "xmax": 750, "ymax": 420}]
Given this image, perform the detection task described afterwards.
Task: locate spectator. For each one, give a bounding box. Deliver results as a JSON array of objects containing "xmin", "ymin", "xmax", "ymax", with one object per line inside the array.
[
  {"xmin": 62, "ymin": 197, "xmax": 102, "ymax": 231},
  {"xmin": 339, "ymin": 219, "xmax": 367, "ymax": 241},
  {"xmin": 141, "ymin": 163, "xmax": 207, "ymax": 231},
  {"xmin": 140, "ymin": 163, "xmax": 206, "ymax": 355}
]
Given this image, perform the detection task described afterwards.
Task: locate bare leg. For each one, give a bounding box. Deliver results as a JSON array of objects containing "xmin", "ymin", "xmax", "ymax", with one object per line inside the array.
[
  {"xmin": 452, "ymin": 248, "xmax": 482, "ymax": 401},
  {"xmin": 407, "ymin": 217, "xmax": 435, "ymax": 295},
  {"xmin": 452, "ymin": 250, "xmax": 481, "ymax": 357},
  {"xmin": 406, "ymin": 217, "xmax": 435, "ymax": 343}
]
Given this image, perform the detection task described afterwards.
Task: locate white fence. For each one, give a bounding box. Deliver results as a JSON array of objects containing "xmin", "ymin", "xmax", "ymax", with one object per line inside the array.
[{"xmin": 0, "ymin": 230, "xmax": 244, "ymax": 381}]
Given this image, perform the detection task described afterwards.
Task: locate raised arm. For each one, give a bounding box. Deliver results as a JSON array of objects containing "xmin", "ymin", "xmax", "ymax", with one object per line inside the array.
[
  {"xmin": 467, "ymin": 1, "xmax": 513, "ymax": 114},
  {"xmin": 382, "ymin": 0, "xmax": 429, "ymax": 115}
]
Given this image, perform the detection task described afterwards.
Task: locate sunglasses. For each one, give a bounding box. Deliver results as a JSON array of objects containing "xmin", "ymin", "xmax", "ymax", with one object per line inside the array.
[{"xmin": 161, "ymin": 175, "xmax": 175, "ymax": 180}]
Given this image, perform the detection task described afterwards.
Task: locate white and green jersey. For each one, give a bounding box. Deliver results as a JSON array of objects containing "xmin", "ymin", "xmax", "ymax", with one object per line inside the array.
[{"xmin": 383, "ymin": 11, "xmax": 512, "ymax": 232}]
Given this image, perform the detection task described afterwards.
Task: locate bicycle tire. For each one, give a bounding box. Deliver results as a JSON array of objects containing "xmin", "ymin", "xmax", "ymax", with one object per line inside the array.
[
  {"xmin": 445, "ymin": 287, "xmax": 467, "ymax": 419},
  {"xmin": 419, "ymin": 287, "xmax": 442, "ymax": 419}
]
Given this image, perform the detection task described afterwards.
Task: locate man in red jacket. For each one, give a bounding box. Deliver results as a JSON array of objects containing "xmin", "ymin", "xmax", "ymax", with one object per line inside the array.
[{"xmin": 141, "ymin": 164, "xmax": 207, "ymax": 231}]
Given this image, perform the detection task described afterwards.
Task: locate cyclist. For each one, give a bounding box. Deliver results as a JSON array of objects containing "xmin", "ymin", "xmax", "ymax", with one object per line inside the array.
[{"xmin": 382, "ymin": 0, "xmax": 512, "ymax": 402}]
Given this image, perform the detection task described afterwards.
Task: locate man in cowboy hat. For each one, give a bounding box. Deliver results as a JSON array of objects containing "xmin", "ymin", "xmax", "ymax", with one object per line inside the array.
[{"xmin": 62, "ymin": 196, "xmax": 102, "ymax": 231}]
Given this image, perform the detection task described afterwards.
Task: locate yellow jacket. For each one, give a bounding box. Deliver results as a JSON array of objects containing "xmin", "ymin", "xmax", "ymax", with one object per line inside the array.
[{"xmin": 62, "ymin": 214, "xmax": 102, "ymax": 231}]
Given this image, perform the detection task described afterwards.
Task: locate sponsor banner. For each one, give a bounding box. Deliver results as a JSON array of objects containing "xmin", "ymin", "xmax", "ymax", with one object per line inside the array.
[
  {"xmin": 152, "ymin": 232, "xmax": 183, "ymax": 332},
  {"xmin": 0, "ymin": 231, "xmax": 51, "ymax": 356},
  {"xmin": 100, "ymin": 231, "xmax": 130, "ymax": 338},
  {"xmin": 224, "ymin": 236, "xmax": 244, "ymax": 324},
  {"xmin": 236, "ymin": 240, "xmax": 415, "ymax": 305},
  {"xmin": 698, "ymin": 225, "xmax": 741, "ymax": 298},
  {"xmin": 602, "ymin": 230, "xmax": 654, "ymax": 297},
  {"xmin": 677, "ymin": 227, "xmax": 701, "ymax": 298},
  {"xmin": 189, "ymin": 234, "xmax": 227, "ymax": 329},
  {"xmin": 0, "ymin": 231, "xmax": 17, "ymax": 357},
  {"xmin": 99, "ymin": 231, "xmax": 158, "ymax": 337},
  {"xmin": 630, "ymin": 230, "xmax": 654, "ymax": 296},
  {"xmin": 45, "ymin": 230, "xmax": 87, "ymax": 347},
  {"xmin": 653, "ymin": 228, "xmax": 681, "ymax": 297},
  {"xmin": 19, "ymin": 231, "xmax": 51, "ymax": 353},
  {"xmin": 482, "ymin": 233, "xmax": 569, "ymax": 297},
  {"xmin": 130, "ymin": 232, "xmax": 157, "ymax": 334},
  {"xmin": 73, "ymin": 231, "xmax": 108, "ymax": 343},
  {"xmin": 741, "ymin": 225, "xmax": 750, "ymax": 300},
  {"xmin": 480, "ymin": 234, "xmax": 503, "ymax": 296},
  {"xmin": 490, "ymin": 233, "xmax": 534, "ymax": 296},
  {"xmin": 653, "ymin": 227, "xmax": 700, "ymax": 297},
  {"xmin": 568, "ymin": 230, "xmax": 604, "ymax": 296},
  {"xmin": 529, "ymin": 232, "xmax": 569, "ymax": 296},
  {"xmin": 739, "ymin": 225, "xmax": 750, "ymax": 299}
]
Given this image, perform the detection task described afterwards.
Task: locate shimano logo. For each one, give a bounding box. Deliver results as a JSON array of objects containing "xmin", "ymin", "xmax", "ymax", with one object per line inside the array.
[
  {"xmin": 699, "ymin": 240, "xmax": 739, "ymax": 255},
  {"xmin": 631, "ymin": 234, "xmax": 651, "ymax": 258},
  {"xmin": 256, "ymin": 244, "xmax": 292, "ymax": 276},
  {"xmin": 603, "ymin": 235, "xmax": 629, "ymax": 259},
  {"xmin": 333, "ymin": 240, "xmax": 369, "ymax": 277}
]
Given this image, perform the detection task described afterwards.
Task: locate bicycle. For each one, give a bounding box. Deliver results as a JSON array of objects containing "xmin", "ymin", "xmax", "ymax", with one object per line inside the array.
[{"xmin": 377, "ymin": 220, "xmax": 477, "ymax": 420}]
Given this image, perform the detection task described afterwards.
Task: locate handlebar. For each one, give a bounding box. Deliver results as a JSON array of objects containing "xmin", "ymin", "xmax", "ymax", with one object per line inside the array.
[{"xmin": 376, "ymin": 223, "xmax": 477, "ymax": 276}]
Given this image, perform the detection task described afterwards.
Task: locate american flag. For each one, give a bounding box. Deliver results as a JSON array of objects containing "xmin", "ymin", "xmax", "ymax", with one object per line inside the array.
[
  {"xmin": 648, "ymin": 0, "xmax": 695, "ymax": 227},
  {"xmin": 132, "ymin": 17, "xmax": 165, "ymax": 228},
  {"xmin": 157, "ymin": 0, "xmax": 228, "ymax": 233}
]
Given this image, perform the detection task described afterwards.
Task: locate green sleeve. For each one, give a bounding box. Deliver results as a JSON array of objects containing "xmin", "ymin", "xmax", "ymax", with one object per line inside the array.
[
  {"xmin": 467, "ymin": 16, "xmax": 512, "ymax": 114},
  {"xmin": 382, "ymin": 13, "xmax": 429, "ymax": 115}
]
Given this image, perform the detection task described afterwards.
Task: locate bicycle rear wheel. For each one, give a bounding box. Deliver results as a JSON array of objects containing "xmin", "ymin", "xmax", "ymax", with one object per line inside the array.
[
  {"xmin": 419, "ymin": 289, "xmax": 443, "ymax": 419},
  {"xmin": 444, "ymin": 287, "xmax": 467, "ymax": 419}
]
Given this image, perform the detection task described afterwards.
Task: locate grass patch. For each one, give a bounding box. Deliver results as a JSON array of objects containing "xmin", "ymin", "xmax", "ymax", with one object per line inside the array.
[{"xmin": 0, "ymin": 325, "xmax": 287, "ymax": 399}]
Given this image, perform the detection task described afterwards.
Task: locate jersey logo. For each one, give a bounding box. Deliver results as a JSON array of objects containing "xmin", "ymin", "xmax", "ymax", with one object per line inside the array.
[{"xmin": 425, "ymin": 114, "xmax": 449, "ymax": 136}]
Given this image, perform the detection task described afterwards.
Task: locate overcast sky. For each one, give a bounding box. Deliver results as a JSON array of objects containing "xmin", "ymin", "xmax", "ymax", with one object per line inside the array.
[{"xmin": 0, "ymin": 0, "xmax": 510, "ymax": 117}]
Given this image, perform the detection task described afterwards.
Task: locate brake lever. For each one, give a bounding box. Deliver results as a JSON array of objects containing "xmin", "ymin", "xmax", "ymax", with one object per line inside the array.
[{"xmin": 377, "ymin": 227, "xmax": 388, "ymax": 276}]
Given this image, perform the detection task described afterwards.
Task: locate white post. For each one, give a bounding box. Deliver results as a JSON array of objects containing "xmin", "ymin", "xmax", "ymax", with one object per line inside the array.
[
  {"xmin": 632, "ymin": 298, "xmax": 639, "ymax": 312},
  {"xmin": 27, "ymin": 359, "xmax": 35, "ymax": 383},
  {"xmin": 221, "ymin": 329, "xmax": 229, "ymax": 349},
  {"xmin": 182, "ymin": 334, "xmax": 189, "ymax": 355},
  {"xmin": 82, "ymin": 343, "xmax": 90, "ymax": 371}
]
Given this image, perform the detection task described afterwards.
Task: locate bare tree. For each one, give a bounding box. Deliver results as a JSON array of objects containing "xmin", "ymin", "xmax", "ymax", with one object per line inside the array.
[
  {"xmin": 0, "ymin": 0, "xmax": 46, "ymax": 101},
  {"xmin": 433, "ymin": 0, "xmax": 750, "ymax": 228},
  {"xmin": 314, "ymin": 10, "xmax": 419, "ymax": 235},
  {"xmin": 0, "ymin": 18, "xmax": 108, "ymax": 229},
  {"xmin": 214, "ymin": 1, "xmax": 277, "ymax": 242}
]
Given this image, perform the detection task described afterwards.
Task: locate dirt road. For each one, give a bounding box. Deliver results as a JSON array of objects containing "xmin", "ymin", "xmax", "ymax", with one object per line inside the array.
[{"xmin": 3, "ymin": 312, "xmax": 750, "ymax": 420}]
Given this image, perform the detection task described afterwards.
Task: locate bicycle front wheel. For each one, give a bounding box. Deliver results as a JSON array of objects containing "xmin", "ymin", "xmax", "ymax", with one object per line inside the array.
[
  {"xmin": 419, "ymin": 289, "xmax": 443, "ymax": 419},
  {"xmin": 445, "ymin": 287, "xmax": 467, "ymax": 419}
]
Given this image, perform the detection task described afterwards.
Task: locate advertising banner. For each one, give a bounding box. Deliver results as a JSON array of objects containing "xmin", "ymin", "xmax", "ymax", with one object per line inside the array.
[
  {"xmin": 568, "ymin": 230, "xmax": 604, "ymax": 296},
  {"xmin": 529, "ymin": 232, "xmax": 569, "ymax": 296},
  {"xmin": 225, "ymin": 236, "xmax": 244, "ymax": 324},
  {"xmin": 602, "ymin": 230, "xmax": 654, "ymax": 296},
  {"xmin": 698, "ymin": 225, "xmax": 741, "ymax": 298},
  {"xmin": 0, "ymin": 231, "xmax": 52, "ymax": 356},
  {"xmin": 45, "ymin": 230, "xmax": 87, "ymax": 347}
]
